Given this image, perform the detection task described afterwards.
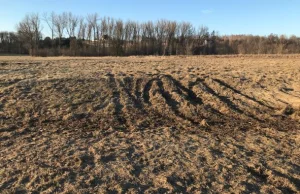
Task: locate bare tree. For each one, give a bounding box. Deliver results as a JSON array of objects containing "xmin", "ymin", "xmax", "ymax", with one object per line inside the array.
[
  {"xmin": 106, "ymin": 17, "xmax": 115, "ymax": 55},
  {"xmin": 77, "ymin": 17, "xmax": 86, "ymax": 40},
  {"xmin": 42, "ymin": 12, "xmax": 56, "ymax": 40},
  {"xmin": 17, "ymin": 13, "xmax": 42, "ymax": 55},
  {"xmin": 124, "ymin": 20, "xmax": 136, "ymax": 55},
  {"xmin": 155, "ymin": 20, "xmax": 168, "ymax": 55},
  {"xmin": 66, "ymin": 12, "xmax": 79, "ymax": 38},
  {"xmin": 87, "ymin": 13, "xmax": 100, "ymax": 54},
  {"xmin": 164, "ymin": 21, "xmax": 177, "ymax": 55},
  {"xmin": 177, "ymin": 22, "xmax": 193, "ymax": 54},
  {"xmin": 53, "ymin": 12, "xmax": 67, "ymax": 52},
  {"xmin": 100, "ymin": 17, "xmax": 109, "ymax": 55},
  {"xmin": 87, "ymin": 13, "xmax": 99, "ymax": 40},
  {"xmin": 13, "ymin": 11, "xmax": 242, "ymax": 56},
  {"xmin": 131, "ymin": 21, "xmax": 139, "ymax": 54}
]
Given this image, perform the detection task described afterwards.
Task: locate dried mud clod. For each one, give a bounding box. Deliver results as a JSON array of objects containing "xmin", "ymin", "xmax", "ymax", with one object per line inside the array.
[{"xmin": 281, "ymin": 105, "xmax": 295, "ymax": 115}]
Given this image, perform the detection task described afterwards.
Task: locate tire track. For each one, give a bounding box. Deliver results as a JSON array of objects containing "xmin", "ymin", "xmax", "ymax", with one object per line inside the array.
[
  {"xmin": 142, "ymin": 77, "xmax": 198, "ymax": 125},
  {"xmin": 117, "ymin": 78, "xmax": 150, "ymax": 129},
  {"xmin": 121, "ymin": 77, "xmax": 144, "ymax": 109},
  {"xmin": 134, "ymin": 78, "xmax": 144, "ymax": 100},
  {"xmin": 7, "ymin": 73, "xmax": 291, "ymax": 131},
  {"xmin": 155, "ymin": 79, "xmax": 199, "ymax": 125},
  {"xmin": 161, "ymin": 74, "xmax": 203, "ymax": 106},
  {"xmin": 106, "ymin": 74, "xmax": 128, "ymax": 129},
  {"xmin": 190, "ymin": 78, "xmax": 244, "ymax": 114},
  {"xmin": 213, "ymin": 78, "xmax": 274, "ymax": 109}
]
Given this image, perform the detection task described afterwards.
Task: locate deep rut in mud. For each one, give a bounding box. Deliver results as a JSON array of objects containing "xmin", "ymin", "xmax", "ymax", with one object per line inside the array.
[
  {"xmin": 1, "ymin": 72, "xmax": 298, "ymax": 133},
  {"xmin": 14, "ymin": 73, "xmax": 292, "ymax": 132},
  {"xmin": 96, "ymin": 74, "xmax": 289, "ymax": 129}
]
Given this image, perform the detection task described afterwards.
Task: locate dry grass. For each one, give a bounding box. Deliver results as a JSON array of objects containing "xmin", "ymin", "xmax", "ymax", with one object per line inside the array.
[{"xmin": 0, "ymin": 55, "xmax": 299, "ymax": 193}]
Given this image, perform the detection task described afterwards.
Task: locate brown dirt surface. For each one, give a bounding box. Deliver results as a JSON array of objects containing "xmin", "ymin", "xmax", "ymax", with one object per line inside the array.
[{"xmin": 0, "ymin": 55, "xmax": 299, "ymax": 193}]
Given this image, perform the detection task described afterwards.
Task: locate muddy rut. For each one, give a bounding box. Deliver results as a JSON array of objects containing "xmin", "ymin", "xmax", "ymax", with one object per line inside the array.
[{"xmin": 22, "ymin": 73, "xmax": 293, "ymax": 132}]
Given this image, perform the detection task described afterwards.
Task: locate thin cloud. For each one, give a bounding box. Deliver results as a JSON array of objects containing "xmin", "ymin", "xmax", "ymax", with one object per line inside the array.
[{"xmin": 201, "ymin": 9, "xmax": 213, "ymax": 14}]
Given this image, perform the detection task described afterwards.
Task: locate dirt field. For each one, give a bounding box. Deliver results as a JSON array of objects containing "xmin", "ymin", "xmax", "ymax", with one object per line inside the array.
[{"xmin": 0, "ymin": 55, "xmax": 299, "ymax": 193}]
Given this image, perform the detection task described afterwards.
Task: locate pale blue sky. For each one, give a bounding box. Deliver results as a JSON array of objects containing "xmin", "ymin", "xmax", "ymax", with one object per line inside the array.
[{"xmin": 0, "ymin": 0, "xmax": 299, "ymax": 37}]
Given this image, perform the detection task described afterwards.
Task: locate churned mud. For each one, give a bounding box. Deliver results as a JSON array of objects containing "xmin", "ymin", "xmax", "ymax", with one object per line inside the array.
[{"xmin": 0, "ymin": 55, "xmax": 299, "ymax": 193}]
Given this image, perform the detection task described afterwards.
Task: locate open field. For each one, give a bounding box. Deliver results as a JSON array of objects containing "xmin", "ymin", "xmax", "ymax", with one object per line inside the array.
[{"xmin": 0, "ymin": 55, "xmax": 299, "ymax": 193}]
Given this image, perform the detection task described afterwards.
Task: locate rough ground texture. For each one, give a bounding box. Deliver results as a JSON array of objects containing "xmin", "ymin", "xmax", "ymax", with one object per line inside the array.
[{"xmin": 0, "ymin": 55, "xmax": 299, "ymax": 193}]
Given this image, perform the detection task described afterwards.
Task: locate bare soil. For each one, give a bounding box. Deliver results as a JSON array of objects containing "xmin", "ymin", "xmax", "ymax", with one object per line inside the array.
[{"xmin": 0, "ymin": 55, "xmax": 299, "ymax": 193}]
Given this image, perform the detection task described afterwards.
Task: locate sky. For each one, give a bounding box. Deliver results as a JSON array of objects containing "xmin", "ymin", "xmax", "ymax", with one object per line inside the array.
[{"xmin": 0, "ymin": 0, "xmax": 299, "ymax": 37}]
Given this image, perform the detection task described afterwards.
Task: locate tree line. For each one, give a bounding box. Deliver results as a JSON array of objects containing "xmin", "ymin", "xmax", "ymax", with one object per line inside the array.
[{"xmin": 1, "ymin": 12, "xmax": 300, "ymax": 56}]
